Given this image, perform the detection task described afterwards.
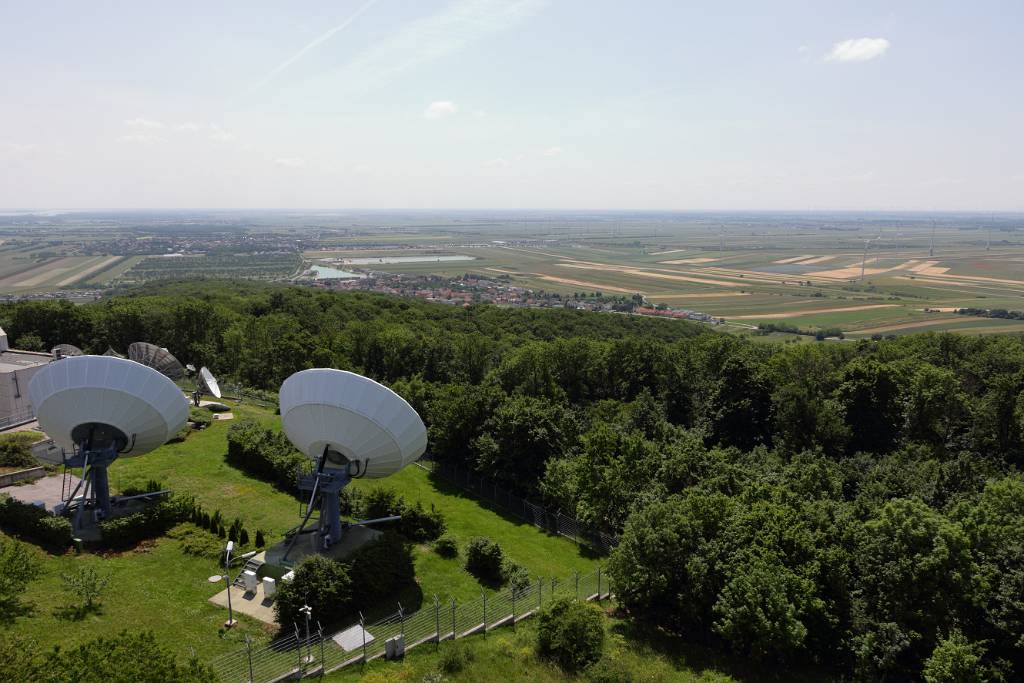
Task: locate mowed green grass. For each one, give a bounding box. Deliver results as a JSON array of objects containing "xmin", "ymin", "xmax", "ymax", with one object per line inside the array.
[{"xmin": 5, "ymin": 401, "xmax": 601, "ymax": 667}]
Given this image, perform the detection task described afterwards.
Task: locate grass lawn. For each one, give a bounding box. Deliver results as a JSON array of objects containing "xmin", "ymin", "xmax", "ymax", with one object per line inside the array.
[{"xmin": 3, "ymin": 399, "xmax": 603, "ymax": 671}]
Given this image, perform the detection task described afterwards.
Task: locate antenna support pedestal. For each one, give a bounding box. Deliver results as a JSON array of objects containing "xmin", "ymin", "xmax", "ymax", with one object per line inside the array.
[{"xmin": 63, "ymin": 444, "xmax": 121, "ymax": 528}]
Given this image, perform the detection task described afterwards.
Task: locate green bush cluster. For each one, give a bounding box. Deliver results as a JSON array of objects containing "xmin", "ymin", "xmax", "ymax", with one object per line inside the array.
[
  {"xmin": 537, "ymin": 597, "xmax": 605, "ymax": 672},
  {"xmin": 0, "ymin": 433, "xmax": 38, "ymax": 469},
  {"xmin": 0, "ymin": 494, "xmax": 73, "ymax": 551},
  {"xmin": 97, "ymin": 495, "xmax": 193, "ymax": 549},
  {"xmin": 357, "ymin": 487, "xmax": 446, "ymax": 542},
  {"xmin": 166, "ymin": 523, "xmax": 225, "ymax": 559},
  {"xmin": 185, "ymin": 503, "xmax": 255, "ymax": 548},
  {"xmin": 188, "ymin": 406, "xmax": 212, "ymax": 428},
  {"xmin": 225, "ymin": 419, "xmax": 307, "ymax": 491}
]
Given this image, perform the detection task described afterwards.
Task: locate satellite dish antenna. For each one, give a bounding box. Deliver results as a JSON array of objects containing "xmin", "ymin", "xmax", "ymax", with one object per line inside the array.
[
  {"xmin": 51, "ymin": 344, "xmax": 83, "ymax": 360},
  {"xmin": 128, "ymin": 342, "xmax": 186, "ymax": 380},
  {"xmin": 28, "ymin": 356, "xmax": 188, "ymax": 530},
  {"xmin": 103, "ymin": 347, "xmax": 125, "ymax": 359},
  {"xmin": 192, "ymin": 366, "xmax": 222, "ymax": 406},
  {"xmin": 278, "ymin": 369, "xmax": 426, "ymax": 558}
]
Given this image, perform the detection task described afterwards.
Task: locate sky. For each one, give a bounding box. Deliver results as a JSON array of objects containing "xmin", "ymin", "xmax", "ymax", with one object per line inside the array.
[{"xmin": 1, "ymin": 0, "xmax": 1022, "ymax": 211}]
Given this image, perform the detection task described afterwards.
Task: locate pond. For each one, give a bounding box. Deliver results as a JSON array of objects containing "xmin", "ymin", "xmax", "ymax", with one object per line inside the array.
[{"xmin": 312, "ymin": 265, "xmax": 364, "ymax": 279}]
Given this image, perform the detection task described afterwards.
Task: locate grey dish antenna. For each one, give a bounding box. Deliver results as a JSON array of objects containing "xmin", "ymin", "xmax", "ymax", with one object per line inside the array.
[
  {"xmin": 103, "ymin": 347, "xmax": 125, "ymax": 358},
  {"xmin": 28, "ymin": 355, "xmax": 188, "ymax": 531},
  {"xmin": 278, "ymin": 369, "xmax": 427, "ymax": 558},
  {"xmin": 51, "ymin": 344, "xmax": 84, "ymax": 359},
  {"xmin": 192, "ymin": 366, "xmax": 222, "ymax": 405},
  {"xmin": 128, "ymin": 342, "xmax": 186, "ymax": 380}
]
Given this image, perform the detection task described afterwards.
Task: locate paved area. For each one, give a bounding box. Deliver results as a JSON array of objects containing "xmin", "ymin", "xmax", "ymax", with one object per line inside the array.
[
  {"xmin": 209, "ymin": 582, "xmax": 277, "ymax": 625},
  {"xmin": 3, "ymin": 473, "xmax": 79, "ymax": 511},
  {"xmin": 0, "ymin": 419, "xmax": 40, "ymax": 434},
  {"xmin": 334, "ymin": 624, "xmax": 374, "ymax": 652}
]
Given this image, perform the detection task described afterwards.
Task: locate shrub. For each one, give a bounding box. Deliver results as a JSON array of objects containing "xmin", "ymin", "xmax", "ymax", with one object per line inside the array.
[
  {"xmin": 586, "ymin": 657, "xmax": 633, "ymax": 683},
  {"xmin": 923, "ymin": 630, "xmax": 993, "ymax": 683},
  {"xmin": 433, "ymin": 535, "xmax": 458, "ymax": 558},
  {"xmin": 255, "ymin": 529, "xmax": 266, "ymax": 547},
  {"xmin": 188, "ymin": 407, "xmax": 212, "ymax": 428},
  {"xmin": 348, "ymin": 533, "xmax": 416, "ymax": 613},
  {"xmin": 0, "ymin": 494, "xmax": 73, "ymax": 551},
  {"xmin": 59, "ymin": 566, "xmax": 110, "ymax": 618},
  {"xmin": 537, "ymin": 597, "xmax": 605, "ymax": 672},
  {"xmin": 0, "ymin": 433, "xmax": 38, "ymax": 468},
  {"xmin": 439, "ymin": 641, "xmax": 475, "ymax": 674},
  {"xmin": 0, "ymin": 536, "xmax": 40, "ymax": 612},
  {"xmin": 465, "ymin": 537, "xmax": 504, "ymax": 585},
  {"xmin": 274, "ymin": 555, "xmax": 353, "ymax": 630},
  {"xmin": 167, "ymin": 523, "xmax": 224, "ymax": 558},
  {"xmin": 502, "ymin": 558, "xmax": 531, "ymax": 595}
]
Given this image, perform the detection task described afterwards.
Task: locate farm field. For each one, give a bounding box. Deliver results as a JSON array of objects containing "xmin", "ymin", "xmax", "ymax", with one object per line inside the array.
[{"xmin": 305, "ymin": 218, "xmax": 1024, "ymax": 336}]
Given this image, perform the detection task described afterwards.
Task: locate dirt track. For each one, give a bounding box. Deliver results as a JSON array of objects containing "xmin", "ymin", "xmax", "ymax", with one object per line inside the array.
[{"xmin": 723, "ymin": 304, "xmax": 899, "ymax": 320}]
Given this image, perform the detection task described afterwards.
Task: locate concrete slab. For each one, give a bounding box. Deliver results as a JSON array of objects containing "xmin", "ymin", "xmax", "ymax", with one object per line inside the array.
[
  {"xmin": 333, "ymin": 624, "xmax": 375, "ymax": 652},
  {"xmin": 263, "ymin": 525, "xmax": 382, "ymax": 569},
  {"xmin": 3, "ymin": 473, "xmax": 79, "ymax": 510},
  {"xmin": 209, "ymin": 583, "xmax": 278, "ymax": 626}
]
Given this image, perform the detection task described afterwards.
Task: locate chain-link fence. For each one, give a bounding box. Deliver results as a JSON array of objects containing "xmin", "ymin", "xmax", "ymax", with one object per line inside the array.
[
  {"xmin": 421, "ymin": 455, "xmax": 618, "ymax": 555},
  {"xmin": 208, "ymin": 565, "xmax": 612, "ymax": 682}
]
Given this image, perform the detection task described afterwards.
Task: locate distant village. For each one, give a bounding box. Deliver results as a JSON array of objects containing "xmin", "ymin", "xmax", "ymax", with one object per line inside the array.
[{"xmin": 305, "ymin": 271, "xmax": 724, "ymax": 325}]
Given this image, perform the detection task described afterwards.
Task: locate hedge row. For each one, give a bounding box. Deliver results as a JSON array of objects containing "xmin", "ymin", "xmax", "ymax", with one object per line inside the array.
[
  {"xmin": 0, "ymin": 494, "xmax": 73, "ymax": 552},
  {"xmin": 226, "ymin": 420, "xmax": 307, "ymax": 491}
]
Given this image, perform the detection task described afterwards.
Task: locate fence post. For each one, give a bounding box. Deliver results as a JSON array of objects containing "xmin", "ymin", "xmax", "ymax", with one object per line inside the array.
[
  {"xmin": 245, "ymin": 635, "xmax": 254, "ymax": 683},
  {"xmin": 537, "ymin": 577, "xmax": 543, "ymax": 611},
  {"xmin": 482, "ymin": 590, "xmax": 487, "ymax": 637},
  {"xmin": 596, "ymin": 566, "xmax": 601, "ymax": 601},
  {"xmin": 575, "ymin": 571, "xmax": 580, "ymax": 602},
  {"xmin": 451, "ymin": 599, "xmax": 457, "ymax": 640},
  {"xmin": 511, "ymin": 587, "xmax": 516, "ymax": 629},
  {"xmin": 398, "ymin": 602, "xmax": 405, "ymax": 642},
  {"xmin": 359, "ymin": 611, "xmax": 367, "ymax": 663},
  {"xmin": 434, "ymin": 595, "xmax": 440, "ymax": 648},
  {"xmin": 319, "ymin": 624, "xmax": 325, "ymax": 676},
  {"xmin": 295, "ymin": 625, "xmax": 303, "ymax": 675}
]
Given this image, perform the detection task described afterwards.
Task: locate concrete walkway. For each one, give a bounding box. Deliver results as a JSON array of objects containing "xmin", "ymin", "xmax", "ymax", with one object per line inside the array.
[
  {"xmin": 3, "ymin": 473, "xmax": 79, "ymax": 511},
  {"xmin": 209, "ymin": 582, "xmax": 277, "ymax": 625}
]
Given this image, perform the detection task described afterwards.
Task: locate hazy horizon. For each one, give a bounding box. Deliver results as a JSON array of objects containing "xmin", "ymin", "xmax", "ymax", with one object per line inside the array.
[{"xmin": 2, "ymin": 1, "xmax": 1022, "ymax": 211}]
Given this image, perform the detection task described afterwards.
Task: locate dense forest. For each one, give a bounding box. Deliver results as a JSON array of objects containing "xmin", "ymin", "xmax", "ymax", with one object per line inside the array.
[{"xmin": 3, "ymin": 281, "xmax": 1023, "ymax": 680}]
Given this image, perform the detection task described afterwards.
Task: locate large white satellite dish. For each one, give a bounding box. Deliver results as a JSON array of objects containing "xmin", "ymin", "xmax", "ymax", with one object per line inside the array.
[
  {"xmin": 278, "ymin": 369, "xmax": 427, "ymax": 556},
  {"xmin": 28, "ymin": 355, "xmax": 188, "ymax": 527},
  {"xmin": 280, "ymin": 369, "xmax": 426, "ymax": 479}
]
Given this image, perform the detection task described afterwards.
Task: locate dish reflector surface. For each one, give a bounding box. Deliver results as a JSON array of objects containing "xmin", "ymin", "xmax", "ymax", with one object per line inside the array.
[
  {"xmin": 279, "ymin": 369, "xmax": 426, "ymax": 479},
  {"xmin": 128, "ymin": 342, "xmax": 186, "ymax": 380},
  {"xmin": 103, "ymin": 347, "xmax": 125, "ymax": 358},
  {"xmin": 199, "ymin": 366, "xmax": 221, "ymax": 399},
  {"xmin": 28, "ymin": 355, "xmax": 189, "ymax": 456}
]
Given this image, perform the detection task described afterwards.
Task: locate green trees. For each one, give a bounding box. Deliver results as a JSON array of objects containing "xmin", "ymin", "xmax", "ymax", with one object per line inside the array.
[
  {"xmin": 0, "ymin": 630, "xmax": 215, "ymax": 683},
  {"xmin": 0, "ymin": 536, "xmax": 40, "ymax": 619},
  {"xmin": 464, "ymin": 537, "xmax": 505, "ymax": 585}
]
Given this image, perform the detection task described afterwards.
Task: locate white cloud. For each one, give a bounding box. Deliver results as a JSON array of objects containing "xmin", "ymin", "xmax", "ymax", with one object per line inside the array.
[
  {"xmin": 174, "ymin": 122, "xmax": 202, "ymax": 132},
  {"xmin": 119, "ymin": 133, "xmax": 165, "ymax": 144},
  {"xmin": 473, "ymin": 109, "xmax": 487, "ymax": 118},
  {"xmin": 1, "ymin": 142, "xmax": 35, "ymax": 152},
  {"xmin": 274, "ymin": 157, "xmax": 305, "ymax": 168},
  {"xmin": 485, "ymin": 157, "xmax": 510, "ymax": 167},
  {"xmin": 424, "ymin": 101, "xmax": 457, "ymax": 119},
  {"xmin": 209, "ymin": 125, "xmax": 236, "ymax": 142},
  {"xmin": 123, "ymin": 117, "xmax": 165, "ymax": 129},
  {"xmin": 542, "ymin": 146, "xmax": 563, "ymax": 157},
  {"xmin": 826, "ymin": 37, "xmax": 890, "ymax": 62}
]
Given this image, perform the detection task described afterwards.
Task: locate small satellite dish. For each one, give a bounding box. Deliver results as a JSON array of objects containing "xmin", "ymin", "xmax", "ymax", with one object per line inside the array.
[
  {"xmin": 280, "ymin": 369, "xmax": 426, "ymax": 479},
  {"xmin": 185, "ymin": 364, "xmax": 196, "ymax": 374},
  {"xmin": 199, "ymin": 367, "xmax": 221, "ymax": 399},
  {"xmin": 103, "ymin": 347, "xmax": 125, "ymax": 358},
  {"xmin": 128, "ymin": 342, "xmax": 186, "ymax": 380},
  {"xmin": 51, "ymin": 344, "xmax": 84, "ymax": 359},
  {"xmin": 278, "ymin": 369, "xmax": 427, "ymax": 556}
]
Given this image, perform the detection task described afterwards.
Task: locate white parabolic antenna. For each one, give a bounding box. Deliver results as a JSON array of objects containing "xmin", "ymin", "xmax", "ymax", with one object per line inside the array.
[
  {"xmin": 280, "ymin": 369, "xmax": 426, "ymax": 478},
  {"xmin": 199, "ymin": 366, "xmax": 221, "ymax": 399},
  {"xmin": 29, "ymin": 355, "xmax": 189, "ymax": 456}
]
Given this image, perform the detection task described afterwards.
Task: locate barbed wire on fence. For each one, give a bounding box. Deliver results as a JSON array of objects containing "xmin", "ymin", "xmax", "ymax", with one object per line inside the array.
[
  {"xmin": 208, "ymin": 565, "xmax": 612, "ymax": 683},
  {"xmin": 420, "ymin": 454, "xmax": 619, "ymax": 555}
]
